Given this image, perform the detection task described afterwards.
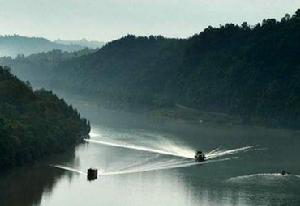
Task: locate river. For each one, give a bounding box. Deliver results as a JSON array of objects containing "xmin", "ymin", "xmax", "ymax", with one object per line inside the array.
[{"xmin": 1, "ymin": 96, "xmax": 300, "ymax": 206}]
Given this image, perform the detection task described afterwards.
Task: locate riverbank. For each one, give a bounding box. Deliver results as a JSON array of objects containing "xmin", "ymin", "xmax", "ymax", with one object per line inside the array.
[{"xmin": 0, "ymin": 66, "xmax": 91, "ymax": 171}]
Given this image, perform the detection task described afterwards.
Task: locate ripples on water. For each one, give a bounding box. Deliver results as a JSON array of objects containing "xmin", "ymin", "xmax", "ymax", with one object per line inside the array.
[
  {"xmin": 53, "ymin": 128, "xmax": 254, "ymax": 177},
  {"xmin": 226, "ymin": 173, "xmax": 300, "ymax": 186},
  {"xmin": 41, "ymin": 124, "xmax": 300, "ymax": 206}
]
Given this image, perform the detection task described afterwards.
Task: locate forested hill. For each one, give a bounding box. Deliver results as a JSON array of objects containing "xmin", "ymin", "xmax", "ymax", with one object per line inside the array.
[
  {"xmin": 0, "ymin": 66, "xmax": 90, "ymax": 170},
  {"xmin": 1, "ymin": 10, "xmax": 300, "ymax": 128},
  {"xmin": 0, "ymin": 48, "xmax": 97, "ymax": 86},
  {"xmin": 0, "ymin": 35, "xmax": 85, "ymax": 57}
]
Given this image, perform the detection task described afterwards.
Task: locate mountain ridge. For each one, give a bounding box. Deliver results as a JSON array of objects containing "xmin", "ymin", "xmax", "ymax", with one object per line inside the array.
[
  {"xmin": 0, "ymin": 35, "xmax": 97, "ymax": 57},
  {"xmin": 1, "ymin": 9, "xmax": 300, "ymax": 128}
]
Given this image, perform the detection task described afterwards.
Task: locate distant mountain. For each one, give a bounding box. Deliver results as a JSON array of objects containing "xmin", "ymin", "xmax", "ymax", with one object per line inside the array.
[
  {"xmin": 0, "ymin": 48, "xmax": 97, "ymax": 86},
  {"xmin": 0, "ymin": 35, "xmax": 85, "ymax": 57},
  {"xmin": 1, "ymin": 9, "xmax": 300, "ymax": 128},
  {"xmin": 54, "ymin": 39, "xmax": 105, "ymax": 49}
]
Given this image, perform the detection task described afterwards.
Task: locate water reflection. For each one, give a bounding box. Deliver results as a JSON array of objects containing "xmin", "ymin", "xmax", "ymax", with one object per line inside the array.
[
  {"xmin": 0, "ymin": 149, "xmax": 76, "ymax": 206},
  {"xmin": 1, "ymin": 102, "xmax": 300, "ymax": 206}
]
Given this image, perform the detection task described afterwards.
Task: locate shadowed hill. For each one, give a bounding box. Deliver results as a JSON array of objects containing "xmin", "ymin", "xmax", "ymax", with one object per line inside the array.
[
  {"xmin": 0, "ymin": 66, "xmax": 90, "ymax": 170},
  {"xmin": 1, "ymin": 10, "xmax": 300, "ymax": 128}
]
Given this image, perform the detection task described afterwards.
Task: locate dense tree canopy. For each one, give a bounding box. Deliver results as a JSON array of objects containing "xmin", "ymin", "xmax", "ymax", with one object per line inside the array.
[
  {"xmin": 0, "ymin": 66, "xmax": 90, "ymax": 170},
  {"xmin": 1, "ymin": 9, "xmax": 300, "ymax": 128}
]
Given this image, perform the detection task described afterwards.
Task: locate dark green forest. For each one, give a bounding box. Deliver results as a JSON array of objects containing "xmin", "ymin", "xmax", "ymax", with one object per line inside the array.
[
  {"xmin": 1, "ymin": 10, "xmax": 300, "ymax": 128},
  {"xmin": 0, "ymin": 66, "xmax": 90, "ymax": 170}
]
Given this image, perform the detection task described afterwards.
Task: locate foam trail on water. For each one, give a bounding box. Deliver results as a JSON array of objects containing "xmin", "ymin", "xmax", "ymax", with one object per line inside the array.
[
  {"xmin": 86, "ymin": 138, "xmax": 254, "ymax": 161},
  {"xmin": 115, "ymin": 154, "xmax": 161, "ymax": 171},
  {"xmin": 227, "ymin": 173, "xmax": 282, "ymax": 182},
  {"xmin": 78, "ymin": 130, "xmax": 256, "ymax": 176},
  {"xmin": 52, "ymin": 165, "xmax": 87, "ymax": 175},
  {"xmin": 102, "ymin": 158, "xmax": 230, "ymax": 176},
  {"xmin": 103, "ymin": 162, "xmax": 197, "ymax": 176},
  {"xmin": 114, "ymin": 158, "xmax": 193, "ymax": 174},
  {"xmin": 85, "ymin": 139, "xmax": 194, "ymax": 159},
  {"xmin": 226, "ymin": 173, "xmax": 300, "ymax": 185},
  {"xmin": 89, "ymin": 129, "xmax": 196, "ymax": 158},
  {"xmin": 52, "ymin": 158, "xmax": 230, "ymax": 177},
  {"xmin": 205, "ymin": 146, "xmax": 253, "ymax": 160}
]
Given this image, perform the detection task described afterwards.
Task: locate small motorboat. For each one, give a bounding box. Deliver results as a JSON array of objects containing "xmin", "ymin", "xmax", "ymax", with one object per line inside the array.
[
  {"xmin": 195, "ymin": 151, "xmax": 206, "ymax": 162},
  {"xmin": 281, "ymin": 170, "xmax": 290, "ymax": 176},
  {"xmin": 87, "ymin": 168, "xmax": 98, "ymax": 181}
]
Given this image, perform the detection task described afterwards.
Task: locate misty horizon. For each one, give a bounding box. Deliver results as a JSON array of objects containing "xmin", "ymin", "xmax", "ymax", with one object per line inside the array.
[
  {"xmin": 1, "ymin": 0, "xmax": 300, "ymax": 41},
  {"xmin": 1, "ymin": 2, "xmax": 300, "ymax": 206}
]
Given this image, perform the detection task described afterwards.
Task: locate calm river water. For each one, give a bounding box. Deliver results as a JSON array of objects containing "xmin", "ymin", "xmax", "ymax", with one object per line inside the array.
[{"xmin": 1, "ymin": 98, "xmax": 300, "ymax": 206}]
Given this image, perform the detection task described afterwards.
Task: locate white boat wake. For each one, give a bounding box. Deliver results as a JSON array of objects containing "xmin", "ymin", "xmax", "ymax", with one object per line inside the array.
[
  {"xmin": 205, "ymin": 146, "xmax": 253, "ymax": 160},
  {"xmin": 52, "ymin": 140, "xmax": 253, "ymax": 177},
  {"xmin": 52, "ymin": 128, "xmax": 255, "ymax": 177},
  {"xmin": 52, "ymin": 157, "xmax": 230, "ymax": 177},
  {"xmin": 84, "ymin": 138, "xmax": 195, "ymax": 159},
  {"xmin": 52, "ymin": 165, "xmax": 87, "ymax": 175},
  {"xmin": 84, "ymin": 138, "xmax": 254, "ymax": 161},
  {"xmin": 226, "ymin": 173, "xmax": 300, "ymax": 185}
]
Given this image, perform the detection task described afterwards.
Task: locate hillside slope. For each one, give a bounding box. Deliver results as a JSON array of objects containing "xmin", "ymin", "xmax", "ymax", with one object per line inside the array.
[
  {"xmin": 1, "ymin": 10, "xmax": 300, "ymax": 128},
  {"xmin": 0, "ymin": 66, "xmax": 90, "ymax": 170}
]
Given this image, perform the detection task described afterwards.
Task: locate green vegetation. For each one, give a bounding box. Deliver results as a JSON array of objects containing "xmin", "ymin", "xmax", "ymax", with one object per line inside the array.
[
  {"xmin": 1, "ymin": 10, "xmax": 300, "ymax": 128},
  {"xmin": 0, "ymin": 66, "xmax": 90, "ymax": 170},
  {"xmin": 0, "ymin": 48, "xmax": 96, "ymax": 86}
]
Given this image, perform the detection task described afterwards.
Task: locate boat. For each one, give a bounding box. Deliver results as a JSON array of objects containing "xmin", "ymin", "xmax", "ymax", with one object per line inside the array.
[
  {"xmin": 281, "ymin": 170, "xmax": 290, "ymax": 176},
  {"xmin": 195, "ymin": 151, "xmax": 206, "ymax": 162},
  {"xmin": 87, "ymin": 168, "xmax": 98, "ymax": 180}
]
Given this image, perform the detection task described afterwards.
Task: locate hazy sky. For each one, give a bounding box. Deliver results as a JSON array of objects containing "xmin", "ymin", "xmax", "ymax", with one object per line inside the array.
[{"xmin": 0, "ymin": 0, "xmax": 300, "ymax": 41}]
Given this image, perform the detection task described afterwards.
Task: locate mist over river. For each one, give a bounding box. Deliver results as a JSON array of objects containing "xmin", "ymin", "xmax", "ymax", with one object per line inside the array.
[{"xmin": 1, "ymin": 94, "xmax": 300, "ymax": 206}]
